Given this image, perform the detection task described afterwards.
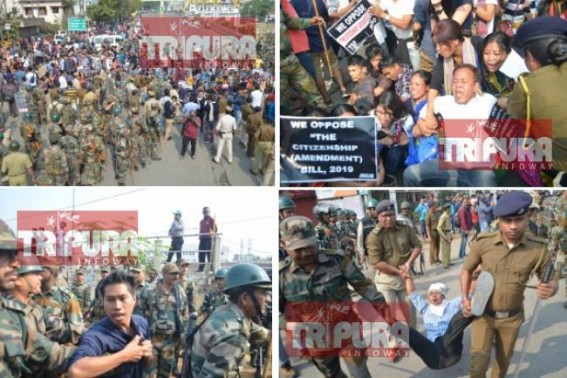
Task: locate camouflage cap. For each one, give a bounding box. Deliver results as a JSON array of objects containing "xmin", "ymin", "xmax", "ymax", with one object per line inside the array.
[
  {"xmin": 162, "ymin": 262, "xmax": 179, "ymax": 275},
  {"xmin": 176, "ymin": 258, "xmax": 190, "ymax": 267},
  {"xmin": 0, "ymin": 219, "xmax": 18, "ymax": 252},
  {"xmin": 129, "ymin": 264, "xmax": 144, "ymax": 272},
  {"xmin": 279, "ymin": 216, "xmax": 318, "ymax": 250},
  {"xmin": 100, "ymin": 266, "xmax": 110, "ymax": 273},
  {"xmin": 75, "ymin": 268, "xmax": 85, "ymax": 275}
]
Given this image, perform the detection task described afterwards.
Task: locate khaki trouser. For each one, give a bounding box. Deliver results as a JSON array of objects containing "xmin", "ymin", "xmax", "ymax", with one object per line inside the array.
[
  {"xmin": 470, "ymin": 312, "xmax": 524, "ymax": 378},
  {"xmin": 8, "ymin": 174, "xmax": 28, "ymax": 186},
  {"xmin": 429, "ymin": 230, "xmax": 440, "ymax": 264},
  {"xmin": 164, "ymin": 118, "xmax": 174, "ymax": 140},
  {"xmin": 440, "ymin": 233, "xmax": 452, "ymax": 268},
  {"xmin": 375, "ymin": 273, "xmax": 415, "ymax": 327}
]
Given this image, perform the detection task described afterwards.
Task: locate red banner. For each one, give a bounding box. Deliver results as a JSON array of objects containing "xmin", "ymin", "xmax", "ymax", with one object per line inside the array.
[{"xmin": 139, "ymin": 16, "xmax": 257, "ymax": 69}]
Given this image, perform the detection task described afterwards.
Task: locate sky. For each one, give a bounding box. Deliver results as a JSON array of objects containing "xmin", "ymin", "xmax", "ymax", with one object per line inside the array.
[{"xmin": 0, "ymin": 187, "xmax": 277, "ymax": 261}]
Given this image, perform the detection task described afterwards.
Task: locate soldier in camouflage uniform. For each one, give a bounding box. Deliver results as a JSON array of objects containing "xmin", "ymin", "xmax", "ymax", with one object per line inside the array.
[
  {"xmin": 0, "ymin": 221, "xmax": 74, "ymax": 377},
  {"xmin": 199, "ymin": 267, "xmax": 228, "ymax": 317},
  {"xmin": 280, "ymin": 216, "xmax": 387, "ymax": 377},
  {"xmin": 130, "ymin": 264, "xmax": 151, "ymax": 303},
  {"xmin": 33, "ymin": 265, "xmax": 85, "ymax": 345},
  {"xmin": 33, "ymin": 82, "xmax": 47, "ymax": 126},
  {"xmin": 89, "ymin": 266, "xmax": 110, "ymax": 323},
  {"xmin": 20, "ymin": 112, "xmax": 42, "ymax": 167},
  {"xmin": 60, "ymin": 97, "xmax": 78, "ymax": 130},
  {"xmin": 551, "ymin": 193, "xmax": 567, "ymax": 309},
  {"xmin": 144, "ymin": 91, "xmax": 162, "ymax": 161},
  {"xmin": 313, "ymin": 203, "xmax": 341, "ymax": 251},
  {"xmin": 280, "ymin": 6, "xmax": 326, "ymax": 115},
  {"xmin": 42, "ymin": 133, "xmax": 69, "ymax": 186},
  {"xmin": 137, "ymin": 263, "xmax": 188, "ymax": 378},
  {"xmin": 60, "ymin": 123, "xmax": 82, "ymax": 186},
  {"xmin": 46, "ymin": 111, "xmax": 65, "ymax": 143},
  {"xmin": 24, "ymin": 86, "xmax": 39, "ymax": 125},
  {"xmin": 127, "ymin": 108, "xmax": 148, "ymax": 170},
  {"xmin": 81, "ymin": 131, "xmax": 105, "ymax": 186},
  {"xmin": 71, "ymin": 269, "xmax": 92, "ymax": 319},
  {"xmin": 111, "ymin": 110, "xmax": 131, "ymax": 186},
  {"xmin": 177, "ymin": 259, "xmax": 196, "ymax": 313},
  {"xmin": 190, "ymin": 263, "xmax": 271, "ymax": 378}
]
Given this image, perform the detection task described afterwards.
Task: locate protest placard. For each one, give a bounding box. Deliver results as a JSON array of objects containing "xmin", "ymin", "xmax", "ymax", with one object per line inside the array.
[
  {"xmin": 281, "ymin": 116, "xmax": 378, "ymax": 183},
  {"xmin": 327, "ymin": 0, "xmax": 377, "ymax": 55}
]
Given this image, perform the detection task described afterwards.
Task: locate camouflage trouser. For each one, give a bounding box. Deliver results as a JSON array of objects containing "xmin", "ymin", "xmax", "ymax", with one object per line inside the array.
[
  {"xmin": 115, "ymin": 154, "xmax": 129, "ymax": 185},
  {"xmin": 147, "ymin": 127, "xmax": 161, "ymax": 160},
  {"xmin": 555, "ymin": 251, "xmax": 567, "ymax": 296},
  {"xmin": 24, "ymin": 141, "xmax": 41, "ymax": 166},
  {"xmin": 38, "ymin": 103, "xmax": 47, "ymax": 124},
  {"xmin": 152, "ymin": 335, "xmax": 179, "ymax": 378},
  {"xmin": 84, "ymin": 156, "xmax": 102, "ymax": 186},
  {"xmin": 311, "ymin": 354, "xmax": 370, "ymax": 378},
  {"xmin": 138, "ymin": 136, "xmax": 148, "ymax": 166},
  {"xmin": 280, "ymin": 54, "xmax": 326, "ymax": 115},
  {"xmin": 67, "ymin": 155, "xmax": 80, "ymax": 185},
  {"xmin": 46, "ymin": 173, "xmax": 67, "ymax": 186}
]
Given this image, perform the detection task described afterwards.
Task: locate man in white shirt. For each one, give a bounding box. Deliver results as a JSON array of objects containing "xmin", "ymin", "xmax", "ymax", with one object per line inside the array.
[
  {"xmin": 213, "ymin": 106, "xmax": 237, "ymax": 164},
  {"xmin": 249, "ymin": 83, "xmax": 263, "ymax": 109},
  {"xmin": 403, "ymin": 64, "xmax": 498, "ymax": 186}
]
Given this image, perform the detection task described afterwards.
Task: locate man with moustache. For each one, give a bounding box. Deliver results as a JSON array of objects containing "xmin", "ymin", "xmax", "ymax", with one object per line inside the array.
[
  {"xmin": 0, "ymin": 219, "xmax": 73, "ymax": 376},
  {"xmin": 280, "ymin": 216, "xmax": 386, "ymax": 377},
  {"xmin": 461, "ymin": 191, "xmax": 558, "ymax": 377},
  {"xmin": 67, "ymin": 270, "xmax": 153, "ymax": 378}
]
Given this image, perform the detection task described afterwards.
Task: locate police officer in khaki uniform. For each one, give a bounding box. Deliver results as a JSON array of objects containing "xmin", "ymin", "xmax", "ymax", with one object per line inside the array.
[
  {"xmin": 437, "ymin": 203, "xmax": 453, "ymax": 269},
  {"xmin": 461, "ymin": 191, "xmax": 559, "ymax": 378},
  {"xmin": 1, "ymin": 141, "xmax": 35, "ymax": 186},
  {"xmin": 366, "ymin": 200, "xmax": 422, "ymax": 330}
]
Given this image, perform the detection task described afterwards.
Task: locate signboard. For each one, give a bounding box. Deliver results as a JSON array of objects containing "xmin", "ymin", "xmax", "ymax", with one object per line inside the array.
[
  {"xmin": 280, "ymin": 116, "xmax": 378, "ymax": 184},
  {"xmin": 139, "ymin": 16, "xmax": 257, "ymax": 69},
  {"xmin": 327, "ymin": 0, "xmax": 378, "ymax": 55},
  {"xmin": 68, "ymin": 17, "xmax": 87, "ymax": 32}
]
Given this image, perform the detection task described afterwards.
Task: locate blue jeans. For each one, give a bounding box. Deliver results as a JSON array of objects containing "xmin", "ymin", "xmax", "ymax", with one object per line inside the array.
[
  {"xmin": 459, "ymin": 230, "xmax": 468, "ymax": 258},
  {"xmin": 279, "ymin": 336, "xmax": 289, "ymax": 366},
  {"xmin": 480, "ymin": 221, "xmax": 490, "ymax": 232},
  {"xmin": 403, "ymin": 160, "xmax": 497, "ymax": 187},
  {"xmin": 234, "ymin": 109, "xmax": 242, "ymax": 129}
]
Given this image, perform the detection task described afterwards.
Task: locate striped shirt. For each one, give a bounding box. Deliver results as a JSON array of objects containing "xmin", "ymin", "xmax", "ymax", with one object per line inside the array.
[{"xmin": 410, "ymin": 292, "xmax": 462, "ymax": 342}]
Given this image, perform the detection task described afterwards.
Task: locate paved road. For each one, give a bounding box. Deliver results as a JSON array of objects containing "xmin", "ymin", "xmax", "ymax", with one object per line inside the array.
[
  {"xmin": 3, "ymin": 111, "xmax": 271, "ymax": 186},
  {"xmin": 283, "ymin": 237, "xmax": 567, "ymax": 378}
]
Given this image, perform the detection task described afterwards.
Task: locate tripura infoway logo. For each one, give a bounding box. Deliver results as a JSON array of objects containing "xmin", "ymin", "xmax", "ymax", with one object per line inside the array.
[{"xmin": 17, "ymin": 211, "xmax": 140, "ymax": 266}]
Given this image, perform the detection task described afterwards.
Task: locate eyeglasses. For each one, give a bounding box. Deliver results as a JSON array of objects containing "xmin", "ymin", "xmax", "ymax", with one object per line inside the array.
[{"xmin": 376, "ymin": 109, "xmax": 394, "ymax": 118}]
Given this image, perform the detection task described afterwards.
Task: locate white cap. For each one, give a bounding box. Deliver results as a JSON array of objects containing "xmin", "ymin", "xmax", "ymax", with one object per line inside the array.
[{"xmin": 173, "ymin": 210, "xmax": 182, "ymax": 216}]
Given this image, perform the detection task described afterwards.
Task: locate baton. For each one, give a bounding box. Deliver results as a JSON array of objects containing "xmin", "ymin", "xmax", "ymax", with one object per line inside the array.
[
  {"xmin": 311, "ymin": 0, "xmax": 334, "ymax": 80},
  {"xmin": 512, "ymin": 259, "xmax": 555, "ymax": 378}
]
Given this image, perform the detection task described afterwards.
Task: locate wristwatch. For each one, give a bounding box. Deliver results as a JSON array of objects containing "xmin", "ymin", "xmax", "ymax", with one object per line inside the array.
[
  {"xmin": 435, "ymin": 7, "xmax": 443, "ymax": 15},
  {"xmin": 384, "ymin": 14, "xmax": 390, "ymax": 22}
]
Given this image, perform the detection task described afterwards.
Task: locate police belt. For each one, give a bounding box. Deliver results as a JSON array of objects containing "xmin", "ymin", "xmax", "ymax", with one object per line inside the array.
[{"xmin": 484, "ymin": 306, "xmax": 523, "ymax": 319}]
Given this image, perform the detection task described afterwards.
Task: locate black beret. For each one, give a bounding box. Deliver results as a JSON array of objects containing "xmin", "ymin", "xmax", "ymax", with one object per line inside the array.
[
  {"xmin": 493, "ymin": 191, "xmax": 532, "ymax": 218},
  {"xmin": 376, "ymin": 200, "xmax": 396, "ymax": 215},
  {"xmin": 513, "ymin": 16, "xmax": 567, "ymax": 54}
]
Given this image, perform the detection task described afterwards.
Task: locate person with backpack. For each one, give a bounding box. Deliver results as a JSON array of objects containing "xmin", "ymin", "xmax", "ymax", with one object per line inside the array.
[
  {"xmin": 42, "ymin": 133, "xmax": 69, "ymax": 186},
  {"xmin": 181, "ymin": 109, "xmax": 201, "ymax": 159}
]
